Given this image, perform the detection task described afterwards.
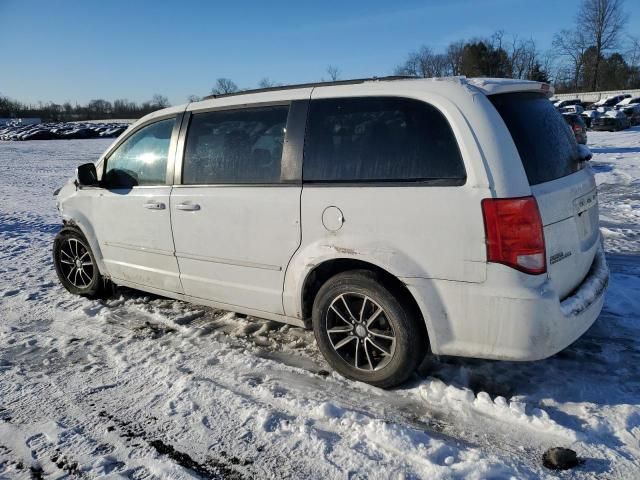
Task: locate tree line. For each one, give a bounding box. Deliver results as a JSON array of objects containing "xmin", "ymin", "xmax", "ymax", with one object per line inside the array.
[
  {"xmin": 2, "ymin": 0, "xmax": 638, "ymax": 123},
  {"xmin": 0, "ymin": 94, "xmax": 170, "ymax": 123},
  {"xmin": 392, "ymin": 0, "xmax": 638, "ymax": 93}
]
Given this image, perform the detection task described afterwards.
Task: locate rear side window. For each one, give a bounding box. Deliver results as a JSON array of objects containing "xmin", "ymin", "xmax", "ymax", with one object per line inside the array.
[
  {"xmin": 303, "ymin": 97, "xmax": 465, "ymax": 184},
  {"xmin": 490, "ymin": 92, "xmax": 581, "ymax": 186},
  {"xmin": 183, "ymin": 106, "xmax": 288, "ymax": 184}
]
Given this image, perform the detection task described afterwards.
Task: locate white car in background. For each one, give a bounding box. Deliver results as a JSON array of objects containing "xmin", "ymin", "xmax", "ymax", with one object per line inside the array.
[
  {"xmin": 552, "ymin": 98, "xmax": 582, "ymax": 109},
  {"xmin": 615, "ymin": 96, "xmax": 640, "ymax": 109},
  {"xmin": 559, "ymin": 104, "xmax": 584, "ymax": 115},
  {"xmin": 53, "ymin": 76, "xmax": 608, "ymax": 387},
  {"xmin": 593, "ymin": 93, "xmax": 631, "ymax": 108}
]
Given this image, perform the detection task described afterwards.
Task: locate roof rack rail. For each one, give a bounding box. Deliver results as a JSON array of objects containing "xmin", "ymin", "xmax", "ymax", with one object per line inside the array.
[{"xmin": 202, "ymin": 75, "xmax": 417, "ymax": 100}]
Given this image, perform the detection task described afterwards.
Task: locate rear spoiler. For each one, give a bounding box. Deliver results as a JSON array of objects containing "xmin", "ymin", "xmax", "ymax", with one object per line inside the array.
[{"xmin": 465, "ymin": 78, "xmax": 554, "ymax": 98}]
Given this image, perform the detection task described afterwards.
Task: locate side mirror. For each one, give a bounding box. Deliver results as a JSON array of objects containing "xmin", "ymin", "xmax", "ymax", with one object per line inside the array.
[{"xmin": 76, "ymin": 163, "xmax": 99, "ymax": 187}]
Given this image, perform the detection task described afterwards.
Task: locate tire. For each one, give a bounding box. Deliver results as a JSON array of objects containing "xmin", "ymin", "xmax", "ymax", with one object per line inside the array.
[
  {"xmin": 312, "ymin": 270, "xmax": 426, "ymax": 388},
  {"xmin": 53, "ymin": 227, "xmax": 106, "ymax": 298}
]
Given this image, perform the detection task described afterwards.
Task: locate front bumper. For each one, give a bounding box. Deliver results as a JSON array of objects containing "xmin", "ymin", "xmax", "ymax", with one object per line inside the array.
[{"xmin": 405, "ymin": 246, "xmax": 609, "ymax": 361}]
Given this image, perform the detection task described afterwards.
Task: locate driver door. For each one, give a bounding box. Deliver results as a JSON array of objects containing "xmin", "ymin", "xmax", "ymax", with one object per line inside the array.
[{"xmin": 94, "ymin": 115, "xmax": 183, "ymax": 293}]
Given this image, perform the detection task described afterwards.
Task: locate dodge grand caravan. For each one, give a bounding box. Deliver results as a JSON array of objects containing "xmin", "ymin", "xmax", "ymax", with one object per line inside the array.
[{"xmin": 53, "ymin": 76, "xmax": 608, "ymax": 388}]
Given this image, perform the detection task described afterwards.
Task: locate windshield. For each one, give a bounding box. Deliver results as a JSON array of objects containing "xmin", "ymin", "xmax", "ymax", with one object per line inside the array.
[{"xmin": 489, "ymin": 92, "xmax": 581, "ymax": 186}]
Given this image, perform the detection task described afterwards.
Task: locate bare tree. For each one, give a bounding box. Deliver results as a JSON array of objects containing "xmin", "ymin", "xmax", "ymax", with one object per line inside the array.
[
  {"xmin": 578, "ymin": 0, "xmax": 627, "ymax": 89},
  {"xmin": 552, "ymin": 29, "xmax": 590, "ymax": 90},
  {"xmin": 446, "ymin": 41, "xmax": 465, "ymax": 76},
  {"xmin": 150, "ymin": 94, "xmax": 170, "ymax": 109},
  {"xmin": 187, "ymin": 94, "xmax": 201, "ymax": 102},
  {"xmin": 626, "ymin": 35, "xmax": 640, "ymax": 87},
  {"xmin": 211, "ymin": 78, "xmax": 239, "ymax": 95},
  {"xmin": 395, "ymin": 46, "xmax": 450, "ymax": 78},
  {"xmin": 507, "ymin": 36, "xmax": 538, "ymax": 79},
  {"xmin": 258, "ymin": 77, "xmax": 279, "ymax": 88},
  {"xmin": 326, "ymin": 65, "xmax": 341, "ymax": 81},
  {"xmin": 626, "ymin": 35, "xmax": 640, "ymax": 67},
  {"xmin": 540, "ymin": 50, "xmax": 561, "ymax": 84}
]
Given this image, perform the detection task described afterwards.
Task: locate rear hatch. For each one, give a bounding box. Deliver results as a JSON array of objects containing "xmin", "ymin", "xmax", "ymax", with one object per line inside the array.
[{"xmin": 490, "ymin": 92, "xmax": 600, "ymax": 299}]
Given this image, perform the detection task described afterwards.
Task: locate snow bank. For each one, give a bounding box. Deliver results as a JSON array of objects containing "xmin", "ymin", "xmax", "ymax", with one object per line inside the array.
[{"xmin": 419, "ymin": 378, "xmax": 578, "ymax": 441}]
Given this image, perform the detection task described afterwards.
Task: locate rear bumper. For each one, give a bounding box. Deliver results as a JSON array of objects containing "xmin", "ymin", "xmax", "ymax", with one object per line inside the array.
[{"xmin": 405, "ymin": 246, "xmax": 609, "ymax": 361}]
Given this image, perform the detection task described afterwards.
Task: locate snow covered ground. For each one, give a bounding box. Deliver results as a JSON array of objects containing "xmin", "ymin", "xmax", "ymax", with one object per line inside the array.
[{"xmin": 0, "ymin": 129, "xmax": 639, "ymax": 479}]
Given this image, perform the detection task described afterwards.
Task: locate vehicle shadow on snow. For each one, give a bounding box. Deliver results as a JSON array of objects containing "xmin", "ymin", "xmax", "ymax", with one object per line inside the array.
[
  {"xmin": 104, "ymin": 286, "xmax": 326, "ymax": 367},
  {"xmin": 589, "ymin": 163, "xmax": 614, "ymax": 174},
  {"xmin": 590, "ymin": 146, "xmax": 640, "ymax": 155}
]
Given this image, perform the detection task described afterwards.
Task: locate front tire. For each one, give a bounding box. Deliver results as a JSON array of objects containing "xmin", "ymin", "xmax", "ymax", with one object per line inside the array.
[
  {"xmin": 312, "ymin": 270, "xmax": 426, "ymax": 388},
  {"xmin": 53, "ymin": 227, "xmax": 105, "ymax": 298}
]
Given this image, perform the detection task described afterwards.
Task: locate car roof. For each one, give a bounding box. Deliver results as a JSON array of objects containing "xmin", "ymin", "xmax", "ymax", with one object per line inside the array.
[{"xmin": 136, "ymin": 76, "xmax": 553, "ymax": 125}]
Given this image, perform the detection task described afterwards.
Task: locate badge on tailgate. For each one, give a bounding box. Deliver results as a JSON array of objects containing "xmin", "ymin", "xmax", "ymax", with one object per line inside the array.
[
  {"xmin": 574, "ymin": 189, "xmax": 598, "ymax": 215},
  {"xmin": 574, "ymin": 189, "xmax": 599, "ymax": 241}
]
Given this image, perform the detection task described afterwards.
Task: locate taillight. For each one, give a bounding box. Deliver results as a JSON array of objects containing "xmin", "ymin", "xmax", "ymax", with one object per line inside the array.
[
  {"xmin": 481, "ymin": 196, "xmax": 546, "ymax": 275},
  {"xmin": 572, "ymin": 124, "xmax": 582, "ymax": 133}
]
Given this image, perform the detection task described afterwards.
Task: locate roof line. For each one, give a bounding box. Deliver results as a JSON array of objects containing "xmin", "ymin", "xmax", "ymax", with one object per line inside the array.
[{"xmin": 202, "ymin": 76, "xmax": 417, "ymax": 100}]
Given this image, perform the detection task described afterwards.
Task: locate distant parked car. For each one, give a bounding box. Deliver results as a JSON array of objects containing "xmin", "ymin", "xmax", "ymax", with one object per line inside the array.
[
  {"xmin": 581, "ymin": 109, "xmax": 600, "ymax": 128},
  {"xmin": 619, "ymin": 103, "xmax": 640, "ymax": 126},
  {"xmin": 615, "ymin": 96, "xmax": 640, "ymax": 109},
  {"xmin": 593, "ymin": 94, "xmax": 631, "ymax": 108},
  {"xmin": 0, "ymin": 121, "xmax": 129, "ymax": 141},
  {"xmin": 591, "ymin": 109, "xmax": 630, "ymax": 131},
  {"xmin": 559, "ymin": 105, "xmax": 584, "ymax": 115},
  {"xmin": 563, "ymin": 113, "xmax": 588, "ymax": 144},
  {"xmin": 553, "ymin": 98, "xmax": 582, "ymax": 109}
]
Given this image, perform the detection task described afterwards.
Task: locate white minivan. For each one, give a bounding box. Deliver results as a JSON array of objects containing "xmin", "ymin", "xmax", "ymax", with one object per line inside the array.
[{"xmin": 54, "ymin": 76, "xmax": 608, "ymax": 388}]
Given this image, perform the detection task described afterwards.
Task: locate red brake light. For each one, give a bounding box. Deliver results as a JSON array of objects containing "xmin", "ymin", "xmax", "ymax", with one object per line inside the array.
[
  {"xmin": 481, "ymin": 196, "xmax": 546, "ymax": 275},
  {"xmin": 573, "ymin": 124, "xmax": 582, "ymax": 133}
]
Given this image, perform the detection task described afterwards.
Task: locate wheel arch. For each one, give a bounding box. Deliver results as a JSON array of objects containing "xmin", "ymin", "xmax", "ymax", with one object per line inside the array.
[
  {"xmin": 60, "ymin": 216, "xmax": 108, "ymax": 276},
  {"xmin": 300, "ymin": 258, "xmax": 429, "ymax": 342}
]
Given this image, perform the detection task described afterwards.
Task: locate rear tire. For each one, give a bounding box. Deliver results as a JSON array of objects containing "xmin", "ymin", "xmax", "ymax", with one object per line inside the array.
[
  {"xmin": 53, "ymin": 227, "xmax": 106, "ymax": 298},
  {"xmin": 312, "ymin": 270, "xmax": 426, "ymax": 388}
]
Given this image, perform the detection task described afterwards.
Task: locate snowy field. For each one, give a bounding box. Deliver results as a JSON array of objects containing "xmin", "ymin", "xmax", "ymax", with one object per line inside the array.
[{"xmin": 0, "ymin": 129, "xmax": 639, "ymax": 479}]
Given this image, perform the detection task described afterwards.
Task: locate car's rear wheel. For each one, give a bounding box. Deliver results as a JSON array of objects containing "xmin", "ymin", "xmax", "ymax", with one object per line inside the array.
[
  {"xmin": 53, "ymin": 227, "xmax": 105, "ymax": 298},
  {"xmin": 312, "ymin": 270, "xmax": 426, "ymax": 388}
]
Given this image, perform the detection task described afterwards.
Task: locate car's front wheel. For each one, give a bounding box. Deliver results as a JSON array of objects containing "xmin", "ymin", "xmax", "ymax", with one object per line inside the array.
[
  {"xmin": 312, "ymin": 270, "xmax": 426, "ymax": 388},
  {"xmin": 53, "ymin": 227, "xmax": 105, "ymax": 298}
]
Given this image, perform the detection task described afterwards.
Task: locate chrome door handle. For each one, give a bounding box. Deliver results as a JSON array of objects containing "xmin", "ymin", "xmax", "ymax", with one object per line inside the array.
[
  {"xmin": 176, "ymin": 203, "xmax": 201, "ymax": 211},
  {"xmin": 144, "ymin": 201, "xmax": 166, "ymax": 210}
]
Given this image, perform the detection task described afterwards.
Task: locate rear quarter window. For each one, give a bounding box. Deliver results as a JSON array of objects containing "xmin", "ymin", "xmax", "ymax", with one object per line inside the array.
[
  {"xmin": 303, "ymin": 97, "xmax": 466, "ymax": 184},
  {"xmin": 490, "ymin": 92, "xmax": 581, "ymax": 186}
]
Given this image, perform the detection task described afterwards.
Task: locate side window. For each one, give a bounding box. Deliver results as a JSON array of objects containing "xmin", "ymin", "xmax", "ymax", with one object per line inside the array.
[
  {"xmin": 303, "ymin": 97, "xmax": 465, "ymax": 183},
  {"xmin": 182, "ymin": 106, "xmax": 288, "ymax": 184},
  {"xmin": 104, "ymin": 118, "xmax": 175, "ymax": 188}
]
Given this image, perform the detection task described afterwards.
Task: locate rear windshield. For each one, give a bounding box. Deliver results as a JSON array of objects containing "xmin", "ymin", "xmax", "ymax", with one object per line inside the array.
[{"xmin": 489, "ymin": 92, "xmax": 581, "ymax": 185}]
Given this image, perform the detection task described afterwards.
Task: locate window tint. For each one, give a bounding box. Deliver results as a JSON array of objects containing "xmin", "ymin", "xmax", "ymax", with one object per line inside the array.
[
  {"xmin": 490, "ymin": 92, "xmax": 581, "ymax": 186},
  {"xmin": 183, "ymin": 106, "xmax": 288, "ymax": 184},
  {"xmin": 303, "ymin": 97, "xmax": 465, "ymax": 183},
  {"xmin": 104, "ymin": 118, "xmax": 174, "ymax": 188}
]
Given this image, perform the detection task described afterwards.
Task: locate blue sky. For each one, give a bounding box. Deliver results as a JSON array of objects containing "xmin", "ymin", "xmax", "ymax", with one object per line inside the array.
[{"xmin": 2, "ymin": 0, "xmax": 639, "ymax": 105}]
